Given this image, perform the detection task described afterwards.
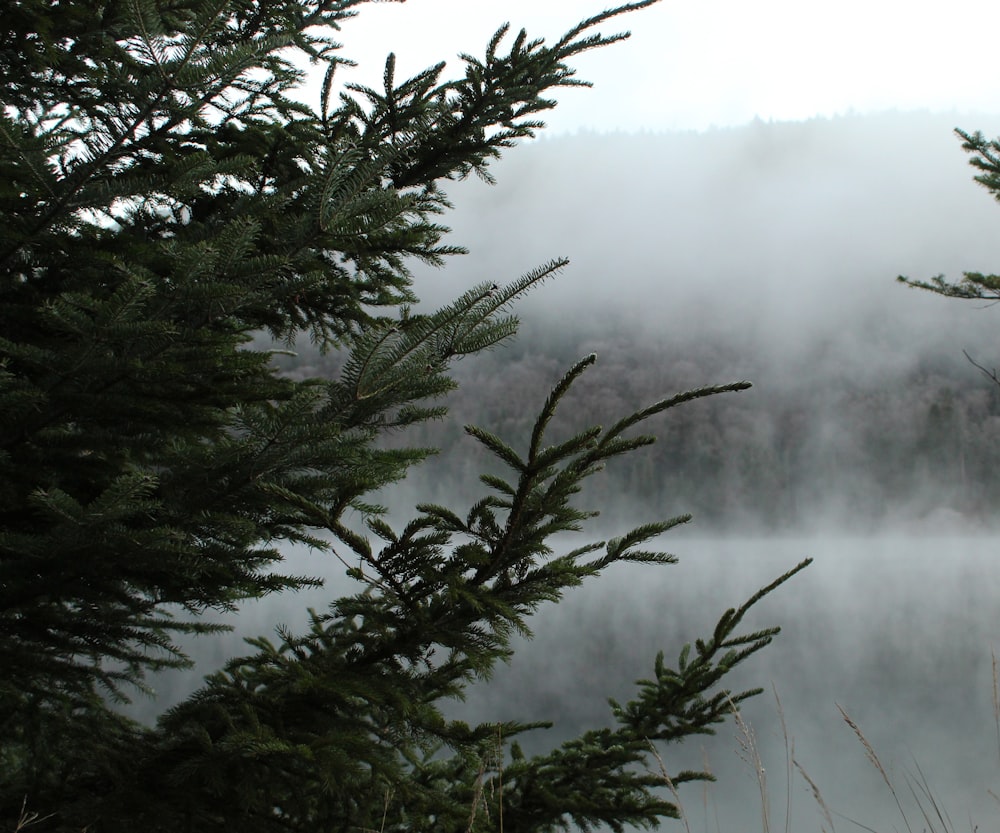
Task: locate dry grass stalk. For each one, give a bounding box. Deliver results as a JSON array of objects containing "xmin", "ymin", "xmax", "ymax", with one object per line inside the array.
[
  {"xmin": 495, "ymin": 725, "xmax": 504, "ymax": 833},
  {"xmin": 700, "ymin": 747, "xmax": 719, "ymax": 833},
  {"xmin": 904, "ymin": 758, "xmax": 954, "ymax": 833},
  {"xmin": 646, "ymin": 739, "xmax": 691, "ymax": 833},
  {"xmin": 793, "ymin": 757, "xmax": 836, "ymax": 833},
  {"xmin": 464, "ymin": 759, "xmax": 488, "ymax": 833},
  {"xmin": 358, "ymin": 788, "xmax": 393, "ymax": 833},
  {"xmin": 379, "ymin": 788, "xmax": 392, "ymax": 833},
  {"xmin": 771, "ymin": 685, "xmax": 793, "ymax": 833},
  {"xmin": 13, "ymin": 797, "xmax": 55, "ymax": 832},
  {"xmin": 983, "ymin": 647, "xmax": 1000, "ymax": 811},
  {"xmin": 465, "ymin": 726, "xmax": 504, "ymax": 833},
  {"xmin": 14, "ymin": 796, "xmax": 55, "ymax": 833},
  {"xmin": 837, "ymin": 703, "xmax": 914, "ymax": 832},
  {"xmin": 730, "ymin": 699, "xmax": 770, "ymax": 833},
  {"xmin": 993, "ymin": 648, "xmax": 1000, "ymax": 768}
]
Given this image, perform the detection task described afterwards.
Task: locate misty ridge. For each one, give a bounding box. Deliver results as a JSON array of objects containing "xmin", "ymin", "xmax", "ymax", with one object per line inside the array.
[{"xmin": 281, "ymin": 109, "xmax": 1000, "ymax": 534}]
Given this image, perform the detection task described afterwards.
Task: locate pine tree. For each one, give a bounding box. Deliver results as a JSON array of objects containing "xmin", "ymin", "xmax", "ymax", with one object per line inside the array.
[
  {"xmin": 899, "ymin": 128, "xmax": 1000, "ymax": 386},
  {"xmin": 0, "ymin": 2, "xmax": 809, "ymax": 830}
]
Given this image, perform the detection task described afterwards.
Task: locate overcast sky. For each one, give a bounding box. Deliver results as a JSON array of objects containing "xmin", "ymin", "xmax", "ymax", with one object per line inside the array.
[{"xmin": 312, "ymin": 0, "xmax": 1000, "ymax": 133}]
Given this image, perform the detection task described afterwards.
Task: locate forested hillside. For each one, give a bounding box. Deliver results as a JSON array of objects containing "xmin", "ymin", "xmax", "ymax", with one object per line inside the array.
[
  {"xmin": 275, "ymin": 112, "xmax": 1000, "ymax": 531},
  {"xmin": 279, "ymin": 316, "xmax": 1000, "ymax": 530}
]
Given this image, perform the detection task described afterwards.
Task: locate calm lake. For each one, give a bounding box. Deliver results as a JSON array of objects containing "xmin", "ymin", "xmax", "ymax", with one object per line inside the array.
[
  {"xmin": 448, "ymin": 533, "xmax": 1000, "ymax": 831},
  {"xmin": 132, "ymin": 532, "xmax": 1000, "ymax": 831}
]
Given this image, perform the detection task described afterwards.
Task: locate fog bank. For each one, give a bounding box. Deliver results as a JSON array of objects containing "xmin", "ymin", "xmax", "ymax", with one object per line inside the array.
[
  {"xmin": 445, "ymin": 534, "xmax": 1000, "ymax": 831},
  {"xmin": 369, "ymin": 110, "xmax": 1000, "ymax": 533},
  {"xmin": 128, "ymin": 112, "xmax": 1000, "ymax": 831}
]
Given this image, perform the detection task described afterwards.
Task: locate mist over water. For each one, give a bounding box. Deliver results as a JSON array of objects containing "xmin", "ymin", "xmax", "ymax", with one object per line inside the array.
[
  {"xmin": 445, "ymin": 533, "xmax": 1000, "ymax": 831},
  {"xmin": 136, "ymin": 533, "xmax": 1000, "ymax": 830},
  {"xmin": 130, "ymin": 112, "xmax": 1000, "ymax": 830}
]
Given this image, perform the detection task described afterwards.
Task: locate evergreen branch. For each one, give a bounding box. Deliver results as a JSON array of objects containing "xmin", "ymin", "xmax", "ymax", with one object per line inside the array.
[
  {"xmin": 0, "ymin": 115, "xmax": 58, "ymax": 199},
  {"xmin": 601, "ymin": 380, "xmax": 753, "ymax": 447},
  {"xmin": 555, "ymin": 0, "xmax": 663, "ymax": 54},
  {"xmin": 726, "ymin": 558, "xmax": 813, "ymax": 634},
  {"xmin": 478, "ymin": 473, "xmax": 517, "ymax": 498},
  {"xmin": 128, "ymin": 0, "xmax": 170, "ymax": 82},
  {"xmin": 588, "ymin": 517, "xmax": 690, "ymax": 570},
  {"xmin": 495, "ymin": 555, "xmax": 809, "ymax": 832},
  {"xmin": 897, "ymin": 127, "xmax": 1000, "ymax": 302},
  {"xmin": 529, "ymin": 353, "xmax": 597, "ymax": 462}
]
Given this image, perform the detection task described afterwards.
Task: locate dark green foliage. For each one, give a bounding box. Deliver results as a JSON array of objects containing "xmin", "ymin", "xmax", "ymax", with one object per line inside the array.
[
  {"xmin": 899, "ymin": 128, "xmax": 1000, "ymax": 390},
  {"xmin": 899, "ymin": 130, "xmax": 1000, "ymax": 305},
  {"xmin": 1, "ymin": 1, "xmax": 806, "ymax": 830}
]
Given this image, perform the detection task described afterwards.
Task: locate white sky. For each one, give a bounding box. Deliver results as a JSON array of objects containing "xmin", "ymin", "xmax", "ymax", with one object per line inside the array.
[{"xmin": 308, "ymin": 0, "xmax": 1000, "ymax": 134}]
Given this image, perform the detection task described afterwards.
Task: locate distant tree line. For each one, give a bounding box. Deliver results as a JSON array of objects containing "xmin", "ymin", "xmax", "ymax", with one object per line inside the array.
[{"xmin": 274, "ymin": 319, "xmax": 1000, "ymax": 531}]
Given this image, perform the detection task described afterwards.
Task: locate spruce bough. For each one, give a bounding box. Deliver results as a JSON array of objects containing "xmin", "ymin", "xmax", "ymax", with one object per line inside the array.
[
  {"xmin": 0, "ymin": 2, "xmax": 808, "ymax": 830},
  {"xmin": 899, "ymin": 127, "xmax": 1000, "ymax": 387}
]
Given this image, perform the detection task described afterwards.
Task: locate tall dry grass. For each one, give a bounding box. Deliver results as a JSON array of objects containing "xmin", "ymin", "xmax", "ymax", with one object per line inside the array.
[
  {"xmin": 646, "ymin": 650, "xmax": 1000, "ymax": 833},
  {"xmin": 653, "ymin": 650, "xmax": 1000, "ymax": 833}
]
